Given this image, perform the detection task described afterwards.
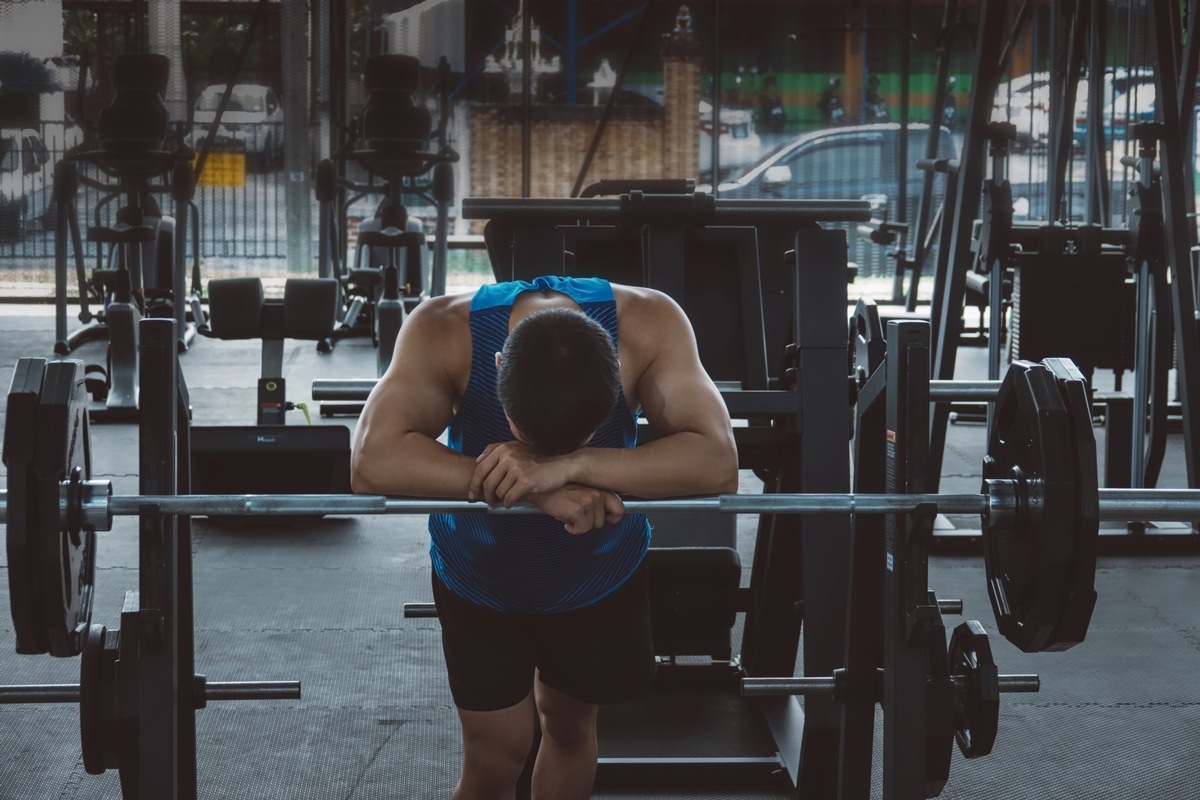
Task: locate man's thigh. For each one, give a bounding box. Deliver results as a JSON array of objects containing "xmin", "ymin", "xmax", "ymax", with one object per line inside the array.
[
  {"xmin": 432, "ymin": 571, "xmax": 536, "ymax": 711},
  {"xmin": 533, "ymin": 563, "xmax": 657, "ymax": 706}
]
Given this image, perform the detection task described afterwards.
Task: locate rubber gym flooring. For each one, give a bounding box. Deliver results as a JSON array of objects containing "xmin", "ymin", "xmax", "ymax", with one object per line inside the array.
[{"xmin": 1, "ymin": 302, "xmax": 1199, "ymax": 800}]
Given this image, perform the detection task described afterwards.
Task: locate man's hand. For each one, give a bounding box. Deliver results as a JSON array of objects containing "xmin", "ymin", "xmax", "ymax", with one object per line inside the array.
[
  {"xmin": 527, "ymin": 484, "xmax": 625, "ymax": 535},
  {"xmin": 469, "ymin": 441, "xmax": 573, "ymax": 507}
]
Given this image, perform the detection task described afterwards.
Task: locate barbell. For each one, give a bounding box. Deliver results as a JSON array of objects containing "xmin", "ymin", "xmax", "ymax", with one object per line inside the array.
[
  {"xmin": 6, "ymin": 478, "xmax": 1200, "ymax": 529},
  {"xmin": 7, "ymin": 352, "xmax": 1200, "ymax": 663},
  {"xmin": 0, "ymin": 680, "xmax": 300, "ymax": 704}
]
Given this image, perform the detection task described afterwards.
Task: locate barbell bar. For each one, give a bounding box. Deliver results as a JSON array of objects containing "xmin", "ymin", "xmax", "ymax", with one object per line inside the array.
[
  {"xmin": 309, "ymin": 378, "xmax": 1005, "ymax": 403},
  {"xmin": 0, "ymin": 680, "xmax": 301, "ymax": 705},
  {"xmin": 3, "ymin": 479, "xmax": 1200, "ymax": 530},
  {"xmin": 401, "ymin": 598, "xmax": 966, "ymax": 618},
  {"xmin": 739, "ymin": 673, "xmax": 1040, "ymax": 697}
]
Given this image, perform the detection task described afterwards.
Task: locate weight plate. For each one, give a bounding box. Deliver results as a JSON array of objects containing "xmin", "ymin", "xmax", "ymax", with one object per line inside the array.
[
  {"xmin": 949, "ymin": 620, "xmax": 1000, "ymax": 758},
  {"xmin": 924, "ymin": 608, "xmax": 954, "ymax": 797},
  {"xmin": 36, "ymin": 360, "xmax": 95, "ymax": 657},
  {"xmin": 4, "ymin": 357, "xmax": 49, "ymax": 654},
  {"xmin": 848, "ymin": 297, "xmax": 885, "ymax": 388},
  {"xmin": 1042, "ymin": 358, "xmax": 1099, "ymax": 650},
  {"xmin": 982, "ymin": 360, "xmax": 1076, "ymax": 653},
  {"xmin": 80, "ymin": 623, "xmax": 119, "ymax": 774}
]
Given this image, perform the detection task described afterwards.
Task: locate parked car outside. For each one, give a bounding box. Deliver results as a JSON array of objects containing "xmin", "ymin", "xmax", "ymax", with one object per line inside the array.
[
  {"xmin": 993, "ymin": 67, "xmax": 1158, "ymax": 152},
  {"xmin": 698, "ymin": 99, "xmax": 762, "ymax": 178},
  {"xmin": 706, "ymin": 122, "xmax": 956, "ymax": 277},
  {"xmin": 992, "ymin": 71, "xmax": 1051, "ymax": 150},
  {"xmin": 0, "ymin": 128, "xmax": 52, "ymax": 239},
  {"xmin": 188, "ymin": 84, "xmax": 284, "ymax": 168},
  {"xmin": 1073, "ymin": 77, "xmax": 1157, "ymax": 150}
]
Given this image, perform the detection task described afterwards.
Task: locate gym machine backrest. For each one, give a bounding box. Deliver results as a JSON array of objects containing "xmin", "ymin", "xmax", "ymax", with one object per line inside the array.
[{"xmin": 191, "ymin": 278, "xmax": 350, "ymax": 502}]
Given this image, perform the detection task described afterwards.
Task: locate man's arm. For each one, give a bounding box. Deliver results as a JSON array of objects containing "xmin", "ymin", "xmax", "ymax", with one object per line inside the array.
[
  {"xmin": 351, "ymin": 297, "xmax": 627, "ymax": 534},
  {"xmin": 473, "ymin": 289, "xmax": 739, "ymax": 504},
  {"xmin": 351, "ymin": 298, "xmax": 477, "ymax": 497}
]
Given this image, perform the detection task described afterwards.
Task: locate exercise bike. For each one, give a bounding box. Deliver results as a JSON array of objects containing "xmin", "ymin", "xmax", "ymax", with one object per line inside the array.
[
  {"xmin": 316, "ymin": 54, "xmax": 457, "ymax": 379},
  {"xmin": 53, "ymin": 52, "xmax": 200, "ymax": 421}
]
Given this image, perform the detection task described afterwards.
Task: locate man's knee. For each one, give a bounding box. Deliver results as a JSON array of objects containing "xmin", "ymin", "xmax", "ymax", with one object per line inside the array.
[
  {"xmin": 458, "ymin": 702, "xmax": 536, "ymax": 790},
  {"xmin": 461, "ymin": 743, "xmax": 529, "ymax": 790},
  {"xmin": 536, "ymin": 686, "xmax": 598, "ymax": 746}
]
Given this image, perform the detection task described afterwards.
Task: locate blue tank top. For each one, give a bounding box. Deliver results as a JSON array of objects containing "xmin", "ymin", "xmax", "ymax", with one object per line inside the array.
[{"xmin": 429, "ymin": 276, "xmax": 650, "ymax": 613}]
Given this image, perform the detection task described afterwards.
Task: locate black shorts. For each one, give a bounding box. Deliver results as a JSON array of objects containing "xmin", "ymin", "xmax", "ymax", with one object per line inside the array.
[{"xmin": 431, "ymin": 562, "xmax": 656, "ymax": 712}]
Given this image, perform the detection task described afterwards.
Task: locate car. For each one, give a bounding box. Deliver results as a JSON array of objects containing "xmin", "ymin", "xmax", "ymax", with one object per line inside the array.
[
  {"xmin": 707, "ymin": 122, "xmax": 956, "ymax": 276},
  {"xmin": 993, "ymin": 67, "xmax": 1158, "ymax": 152},
  {"xmin": 188, "ymin": 84, "xmax": 284, "ymax": 168},
  {"xmin": 1073, "ymin": 78, "xmax": 1157, "ymax": 150},
  {"xmin": 0, "ymin": 128, "xmax": 52, "ymax": 239},
  {"xmin": 992, "ymin": 71, "xmax": 1052, "ymax": 150},
  {"xmin": 698, "ymin": 100, "xmax": 762, "ymax": 177}
]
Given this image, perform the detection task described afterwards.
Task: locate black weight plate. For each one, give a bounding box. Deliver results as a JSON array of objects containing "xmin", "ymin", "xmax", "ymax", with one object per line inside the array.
[
  {"xmin": 924, "ymin": 609, "xmax": 954, "ymax": 797},
  {"xmin": 36, "ymin": 360, "xmax": 95, "ymax": 657},
  {"xmin": 4, "ymin": 357, "xmax": 49, "ymax": 654},
  {"xmin": 949, "ymin": 619, "xmax": 1000, "ymax": 758},
  {"xmin": 80, "ymin": 623, "xmax": 119, "ymax": 774},
  {"xmin": 1042, "ymin": 358, "xmax": 1099, "ymax": 650},
  {"xmin": 982, "ymin": 360, "xmax": 1076, "ymax": 653}
]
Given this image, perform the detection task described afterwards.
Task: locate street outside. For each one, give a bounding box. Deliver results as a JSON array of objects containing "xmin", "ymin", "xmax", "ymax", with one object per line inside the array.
[{"xmin": 0, "ymin": 127, "xmax": 1182, "ymax": 302}]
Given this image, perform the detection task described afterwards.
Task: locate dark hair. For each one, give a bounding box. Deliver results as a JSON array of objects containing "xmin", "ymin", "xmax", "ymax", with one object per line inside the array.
[{"xmin": 496, "ymin": 307, "xmax": 620, "ymax": 455}]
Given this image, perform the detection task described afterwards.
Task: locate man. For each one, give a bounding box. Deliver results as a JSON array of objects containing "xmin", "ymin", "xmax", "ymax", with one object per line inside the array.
[{"xmin": 352, "ymin": 275, "xmax": 738, "ymax": 799}]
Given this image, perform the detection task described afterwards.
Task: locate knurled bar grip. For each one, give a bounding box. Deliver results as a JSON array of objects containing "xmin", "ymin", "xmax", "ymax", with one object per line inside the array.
[
  {"xmin": 0, "ymin": 681, "xmax": 301, "ymax": 704},
  {"xmin": 402, "ymin": 598, "xmax": 967, "ymax": 618},
  {"xmin": 739, "ymin": 675, "xmax": 1040, "ymax": 696}
]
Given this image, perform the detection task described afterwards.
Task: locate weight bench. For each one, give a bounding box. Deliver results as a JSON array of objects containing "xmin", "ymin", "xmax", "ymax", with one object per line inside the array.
[{"xmin": 191, "ymin": 278, "xmax": 350, "ymax": 508}]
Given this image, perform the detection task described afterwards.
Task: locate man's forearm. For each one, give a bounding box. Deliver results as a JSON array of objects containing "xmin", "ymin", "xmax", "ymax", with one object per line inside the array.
[
  {"xmin": 565, "ymin": 432, "xmax": 738, "ymax": 498},
  {"xmin": 351, "ymin": 432, "xmax": 478, "ymax": 498}
]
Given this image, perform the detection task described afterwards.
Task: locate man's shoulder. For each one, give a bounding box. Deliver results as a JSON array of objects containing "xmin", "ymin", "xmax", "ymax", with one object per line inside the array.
[
  {"xmin": 412, "ymin": 292, "xmax": 472, "ymax": 320},
  {"xmin": 404, "ymin": 293, "xmax": 472, "ymax": 339},
  {"xmin": 612, "ymin": 284, "xmax": 680, "ymax": 318}
]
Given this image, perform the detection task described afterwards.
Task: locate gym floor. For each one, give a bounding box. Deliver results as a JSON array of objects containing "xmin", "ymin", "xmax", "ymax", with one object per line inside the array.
[{"xmin": 1, "ymin": 301, "xmax": 1199, "ymax": 800}]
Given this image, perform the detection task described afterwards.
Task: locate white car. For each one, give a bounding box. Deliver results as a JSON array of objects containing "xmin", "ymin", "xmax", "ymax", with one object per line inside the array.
[
  {"xmin": 698, "ymin": 100, "xmax": 762, "ymax": 177},
  {"xmin": 992, "ymin": 72, "xmax": 1052, "ymax": 150},
  {"xmin": 0, "ymin": 128, "xmax": 51, "ymax": 239},
  {"xmin": 189, "ymin": 84, "xmax": 284, "ymax": 167},
  {"xmin": 994, "ymin": 67, "xmax": 1157, "ymax": 151}
]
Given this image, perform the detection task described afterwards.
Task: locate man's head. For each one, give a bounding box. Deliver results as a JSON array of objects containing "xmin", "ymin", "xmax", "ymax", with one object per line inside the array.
[{"xmin": 496, "ymin": 307, "xmax": 620, "ymax": 456}]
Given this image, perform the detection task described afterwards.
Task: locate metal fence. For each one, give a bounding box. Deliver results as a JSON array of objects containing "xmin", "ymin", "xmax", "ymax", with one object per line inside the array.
[{"xmin": 0, "ymin": 122, "xmax": 290, "ymax": 301}]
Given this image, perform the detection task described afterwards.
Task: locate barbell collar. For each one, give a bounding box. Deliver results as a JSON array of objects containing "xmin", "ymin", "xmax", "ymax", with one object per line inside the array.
[
  {"xmin": 740, "ymin": 673, "xmax": 1039, "ymax": 697},
  {"xmin": 0, "ymin": 680, "xmax": 301, "ymax": 705}
]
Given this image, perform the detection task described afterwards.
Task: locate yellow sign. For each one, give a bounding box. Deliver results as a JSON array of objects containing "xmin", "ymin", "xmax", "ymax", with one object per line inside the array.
[{"xmin": 194, "ymin": 152, "xmax": 245, "ymax": 188}]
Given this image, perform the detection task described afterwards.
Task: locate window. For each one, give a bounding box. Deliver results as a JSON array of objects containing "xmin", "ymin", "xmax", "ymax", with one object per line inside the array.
[
  {"xmin": 0, "ymin": 137, "xmax": 17, "ymax": 173},
  {"xmin": 783, "ymin": 136, "xmax": 884, "ymax": 195}
]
